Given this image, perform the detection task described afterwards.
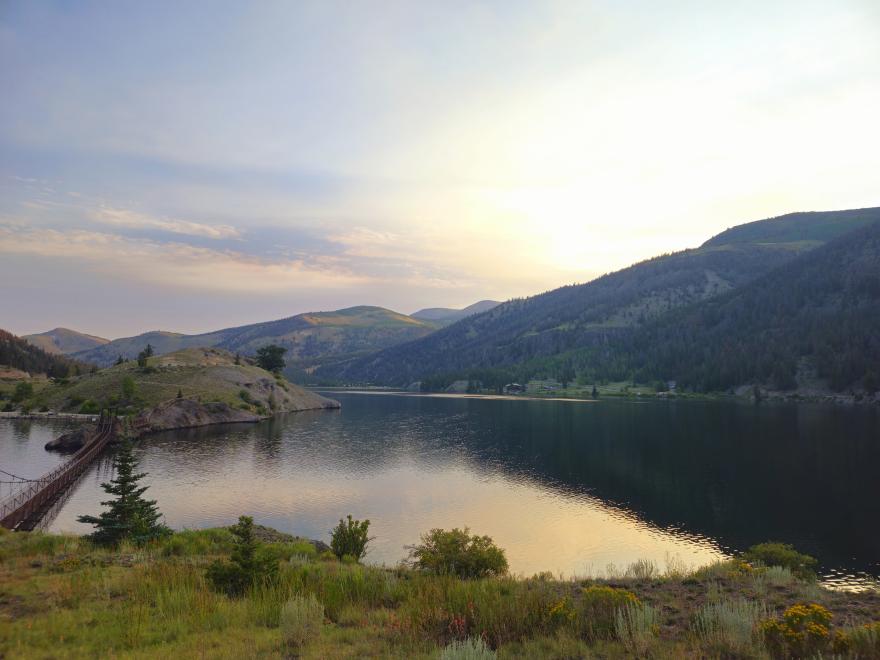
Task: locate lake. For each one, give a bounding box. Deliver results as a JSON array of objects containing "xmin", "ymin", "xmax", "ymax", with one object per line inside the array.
[{"xmin": 2, "ymin": 393, "xmax": 878, "ymax": 588}]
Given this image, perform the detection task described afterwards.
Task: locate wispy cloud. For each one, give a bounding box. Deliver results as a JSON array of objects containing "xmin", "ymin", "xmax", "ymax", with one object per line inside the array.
[
  {"xmin": 91, "ymin": 206, "xmax": 241, "ymax": 240},
  {"xmin": 0, "ymin": 225, "xmax": 365, "ymax": 292}
]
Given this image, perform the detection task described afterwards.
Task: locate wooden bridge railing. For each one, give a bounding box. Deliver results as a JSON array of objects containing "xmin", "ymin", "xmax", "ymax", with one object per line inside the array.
[{"xmin": 0, "ymin": 413, "xmax": 116, "ymax": 530}]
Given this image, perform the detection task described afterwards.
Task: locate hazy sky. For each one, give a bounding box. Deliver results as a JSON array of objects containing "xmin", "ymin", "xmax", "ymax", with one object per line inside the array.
[{"xmin": 2, "ymin": 1, "xmax": 879, "ymax": 338}]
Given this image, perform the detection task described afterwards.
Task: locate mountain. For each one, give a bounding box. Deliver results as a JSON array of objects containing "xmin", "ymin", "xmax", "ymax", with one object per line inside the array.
[
  {"xmin": 72, "ymin": 306, "xmax": 436, "ymax": 378},
  {"xmin": 0, "ymin": 329, "xmax": 89, "ymax": 378},
  {"xmin": 588, "ymin": 218, "xmax": 880, "ymax": 393},
  {"xmin": 316, "ymin": 207, "xmax": 880, "ymax": 387},
  {"xmin": 412, "ymin": 300, "xmax": 501, "ymax": 326},
  {"xmin": 23, "ymin": 328, "xmax": 110, "ymax": 355}
]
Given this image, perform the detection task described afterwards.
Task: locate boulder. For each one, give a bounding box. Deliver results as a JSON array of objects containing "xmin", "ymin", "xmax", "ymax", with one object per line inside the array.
[{"xmin": 45, "ymin": 427, "xmax": 92, "ymax": 452}]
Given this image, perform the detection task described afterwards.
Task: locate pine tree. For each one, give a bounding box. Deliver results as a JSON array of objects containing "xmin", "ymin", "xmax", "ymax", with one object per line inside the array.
[
  {"xmin": 205, "ymin": 515, "xmax": 278, "ymax": 596},
  {"xmin": 77, "ymin": 439, "xmax": 169, "ymax": 546}
]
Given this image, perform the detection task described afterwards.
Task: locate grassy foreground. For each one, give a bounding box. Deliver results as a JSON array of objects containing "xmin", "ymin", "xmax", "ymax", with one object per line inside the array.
[{"xmin": 1, "ymin": 527, "xmax": 879, "ymax": 659}]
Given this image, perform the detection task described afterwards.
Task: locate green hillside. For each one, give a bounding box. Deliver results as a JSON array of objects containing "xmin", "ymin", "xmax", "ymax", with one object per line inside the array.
[
  {"xmin": 316, "ymin": 207, "xmax": 880, "ymax": 389},
  {"xmin": 703, "ymin": 207, "xmax": 880, "ymax": 248},
  {"xmin": 19, "ymin": 347, "xmax": 333, "ymax": 416}
]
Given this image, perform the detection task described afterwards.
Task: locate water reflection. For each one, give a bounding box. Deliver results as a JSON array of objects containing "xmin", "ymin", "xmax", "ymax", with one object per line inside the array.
[{"xmin": 2, "ymin": 393, "xmax": 877, "ymax": 585}]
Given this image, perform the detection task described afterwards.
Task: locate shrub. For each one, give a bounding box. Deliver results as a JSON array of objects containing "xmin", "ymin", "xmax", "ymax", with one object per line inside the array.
[
  {"xmin": 439, "ymin": 637, "xmax": 497, "ymax": 659},
  {"xmin": 578, "ymin": 585, "xmax": 640, "ymax": 640},
  {"xmin": 760, "ymin": 602, "xmax": 841, "ymax": 658},
  {"xmin": 407, "ymin": 528, "xmax": 508, "ymax": 579},
  {"xmin": 693, "ymin": 597, "xmax": 767, "ymax": 655},
  {"xmin": 690, "ymin": 558, "xmax": 753, "ymax": 581},
  {"xmin": 12, "ymin": 381, "xmax": 34, "ymax": 402},
  {"xmin": 238, "ymin": 389, "xmax": 254, "ymax": 404},
  {"xmin": 121, "ymin": 376, "xmax": 136, "ymax": 400},
  {"xmin": 280, "ymin": 593, "xmax": 323, "ymax": 650},
  {"xmin": 743, "ymin": 542, "xmax": 817, "ymax": 579},
  {"xmin": 206, "ymin": 516, "xmax": 279, "ymax": 596},
  {"xmin": 79, "ymin": 399, "xmax": 101, "ymax": 415},
  {"xmin": 625, "ymin": 559, "xmax": 658, "ymax": 580},
  {"xmin": 614, "ymin": 602, "xmax": 658, "ymax": 656},
  {"xmin": 330, "ymin": 514, "xmax": 373, "ymax": 561}
]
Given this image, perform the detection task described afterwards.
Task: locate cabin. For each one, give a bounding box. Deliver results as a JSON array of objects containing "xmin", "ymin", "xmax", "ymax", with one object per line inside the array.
[{"xmin": 503, "ymin": 383, "xmax": 525, "ymax": 394}]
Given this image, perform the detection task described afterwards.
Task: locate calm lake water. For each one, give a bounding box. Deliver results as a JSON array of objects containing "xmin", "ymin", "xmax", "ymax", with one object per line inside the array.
[{"xmin": 2, "ymin": 393, "xmax": 878, "ymax": 587}]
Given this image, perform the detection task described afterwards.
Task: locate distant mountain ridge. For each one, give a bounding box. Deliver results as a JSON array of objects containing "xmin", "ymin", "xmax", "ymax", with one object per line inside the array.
[
  {"xmin": 68, "ymin": 306, "xmax": 438, "ymax": 378},
  {"xmin": 316, "ymin": 207, "xmax": 880, "ymax": 391},
  {"xmin": 412, "ymin": 300, "xmax": 501, "ymax": 326},
  {"xmin": 23, "ymin": 328, "xmax": 109, "ymax": 355}
]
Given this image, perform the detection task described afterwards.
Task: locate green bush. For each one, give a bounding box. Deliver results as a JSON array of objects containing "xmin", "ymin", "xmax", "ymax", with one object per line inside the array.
[
  {"xmin": 238, "ymin": 389, "xmax": 254, "ymax": 404},
  {"xmin": 330, "ymin": 514, "xmax": 373, "ymax": 561},
  {"xmin": 280, "ymin": 593, "xmax": 323, "ymax": 650},
  {"xmin": 743, "ymin": 542, "xmax": 817, "ymax": 579},
  {"xmin": 11, "ymin": 381, "xmax": 33, "ymax": 403},
  {"xmin": 205, "ymin": 516, "xmax": 279, "ymax": 596},
  {"xmin": 408, "ymin": 528, "xmax": 508, "ymax": 579},
  {"xmin": 121, "ymin": 376, "xmax": 136, "ymax": 400},
  {"xmin": 78, "ymin": 399, "xmax": 101, "ymax": 415},
  {"xmin": 578, "ymin": 585, "xmax": 640, "ymax": 640}
]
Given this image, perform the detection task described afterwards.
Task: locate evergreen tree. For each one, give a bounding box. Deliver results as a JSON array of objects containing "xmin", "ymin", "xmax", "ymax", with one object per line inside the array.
[
  {"xmin": 115, "ymin": 355, "xmax": 125, "ymax": 366},
  {"xmin": 205, "ymin": 515, "xmax": 278, "ymax": 596},
  {"xmin": 255, "ymin": 345, "xmax": 286, "ymax": 373},
  {"xmin": 177, "ymin": 388, "xmax": 184, "ymax": 399},
  {"xmin": 77, "ymin": 439, "xmax": 169, "ymax": 546}
]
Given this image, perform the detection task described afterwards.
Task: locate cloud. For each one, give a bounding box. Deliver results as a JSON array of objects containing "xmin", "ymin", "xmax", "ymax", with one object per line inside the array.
[
  {"xmin": 91, "ymin": 206, "xmax": 241, "ymax": 240},
  {"xmin": 0, "ymin": 225, "xmax": 366, "ymax": 293}
]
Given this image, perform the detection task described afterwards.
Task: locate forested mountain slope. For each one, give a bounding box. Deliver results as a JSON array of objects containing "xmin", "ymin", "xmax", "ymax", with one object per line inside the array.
[
  {"xmin": 320, "ymin": 208, "xmax": 880, "ymax": 386},
  {"xmin": 586, "ymin": 218, "xmax": 880, "ymax": 393},
  {"xmin": 0, "ymin": 329, "xmax": 89, "ymax": 378}
]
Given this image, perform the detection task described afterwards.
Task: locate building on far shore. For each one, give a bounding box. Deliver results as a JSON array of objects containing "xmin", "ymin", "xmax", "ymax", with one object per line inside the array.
[
  {"xmin": 503, "ymin": 383, "xmax": 525, "ymax": 394},
  {"xmin": 526, "ymin": 379, "xmax": 561, "ymax": 394}
]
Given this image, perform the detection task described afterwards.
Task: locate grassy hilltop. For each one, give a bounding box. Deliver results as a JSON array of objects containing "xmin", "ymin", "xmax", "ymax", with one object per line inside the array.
[
  {"xmin": 1, "ymin": 527, "xmax": 878, "ymax": 658},
  {"xmin": 14, "ymin": 347, "xmax": 332, "ymax": 417}
]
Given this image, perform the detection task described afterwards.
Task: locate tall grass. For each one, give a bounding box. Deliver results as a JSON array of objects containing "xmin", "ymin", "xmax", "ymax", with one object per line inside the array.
[
  {"xmin": 692, "ymin": 597, "xmax": 767, "ymax": 655},
  {"xmin": 614, "ymin": 602, "xmax": 658, "ymax": 655}
]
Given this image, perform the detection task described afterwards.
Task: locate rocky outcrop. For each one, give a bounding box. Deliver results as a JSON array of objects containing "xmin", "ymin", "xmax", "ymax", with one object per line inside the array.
[
  {"xmin": 131, "ymin": 399, "xmax": 262, "ymax": 436},
  {"xmin": 45, "ymin": 427, "xmax": 92, "ymax": 452}
]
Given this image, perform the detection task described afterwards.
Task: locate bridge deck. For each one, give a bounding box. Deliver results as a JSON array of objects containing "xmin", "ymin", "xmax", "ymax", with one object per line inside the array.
[{"xmin": 0, "ymin": 415, "xmax": 115, "ymax": 530}]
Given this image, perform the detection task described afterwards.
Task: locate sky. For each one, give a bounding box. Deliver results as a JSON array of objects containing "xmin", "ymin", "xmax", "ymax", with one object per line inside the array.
[{"xmin": 2, "ymin": 0, "xmax": 879, "ymax": 338}]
